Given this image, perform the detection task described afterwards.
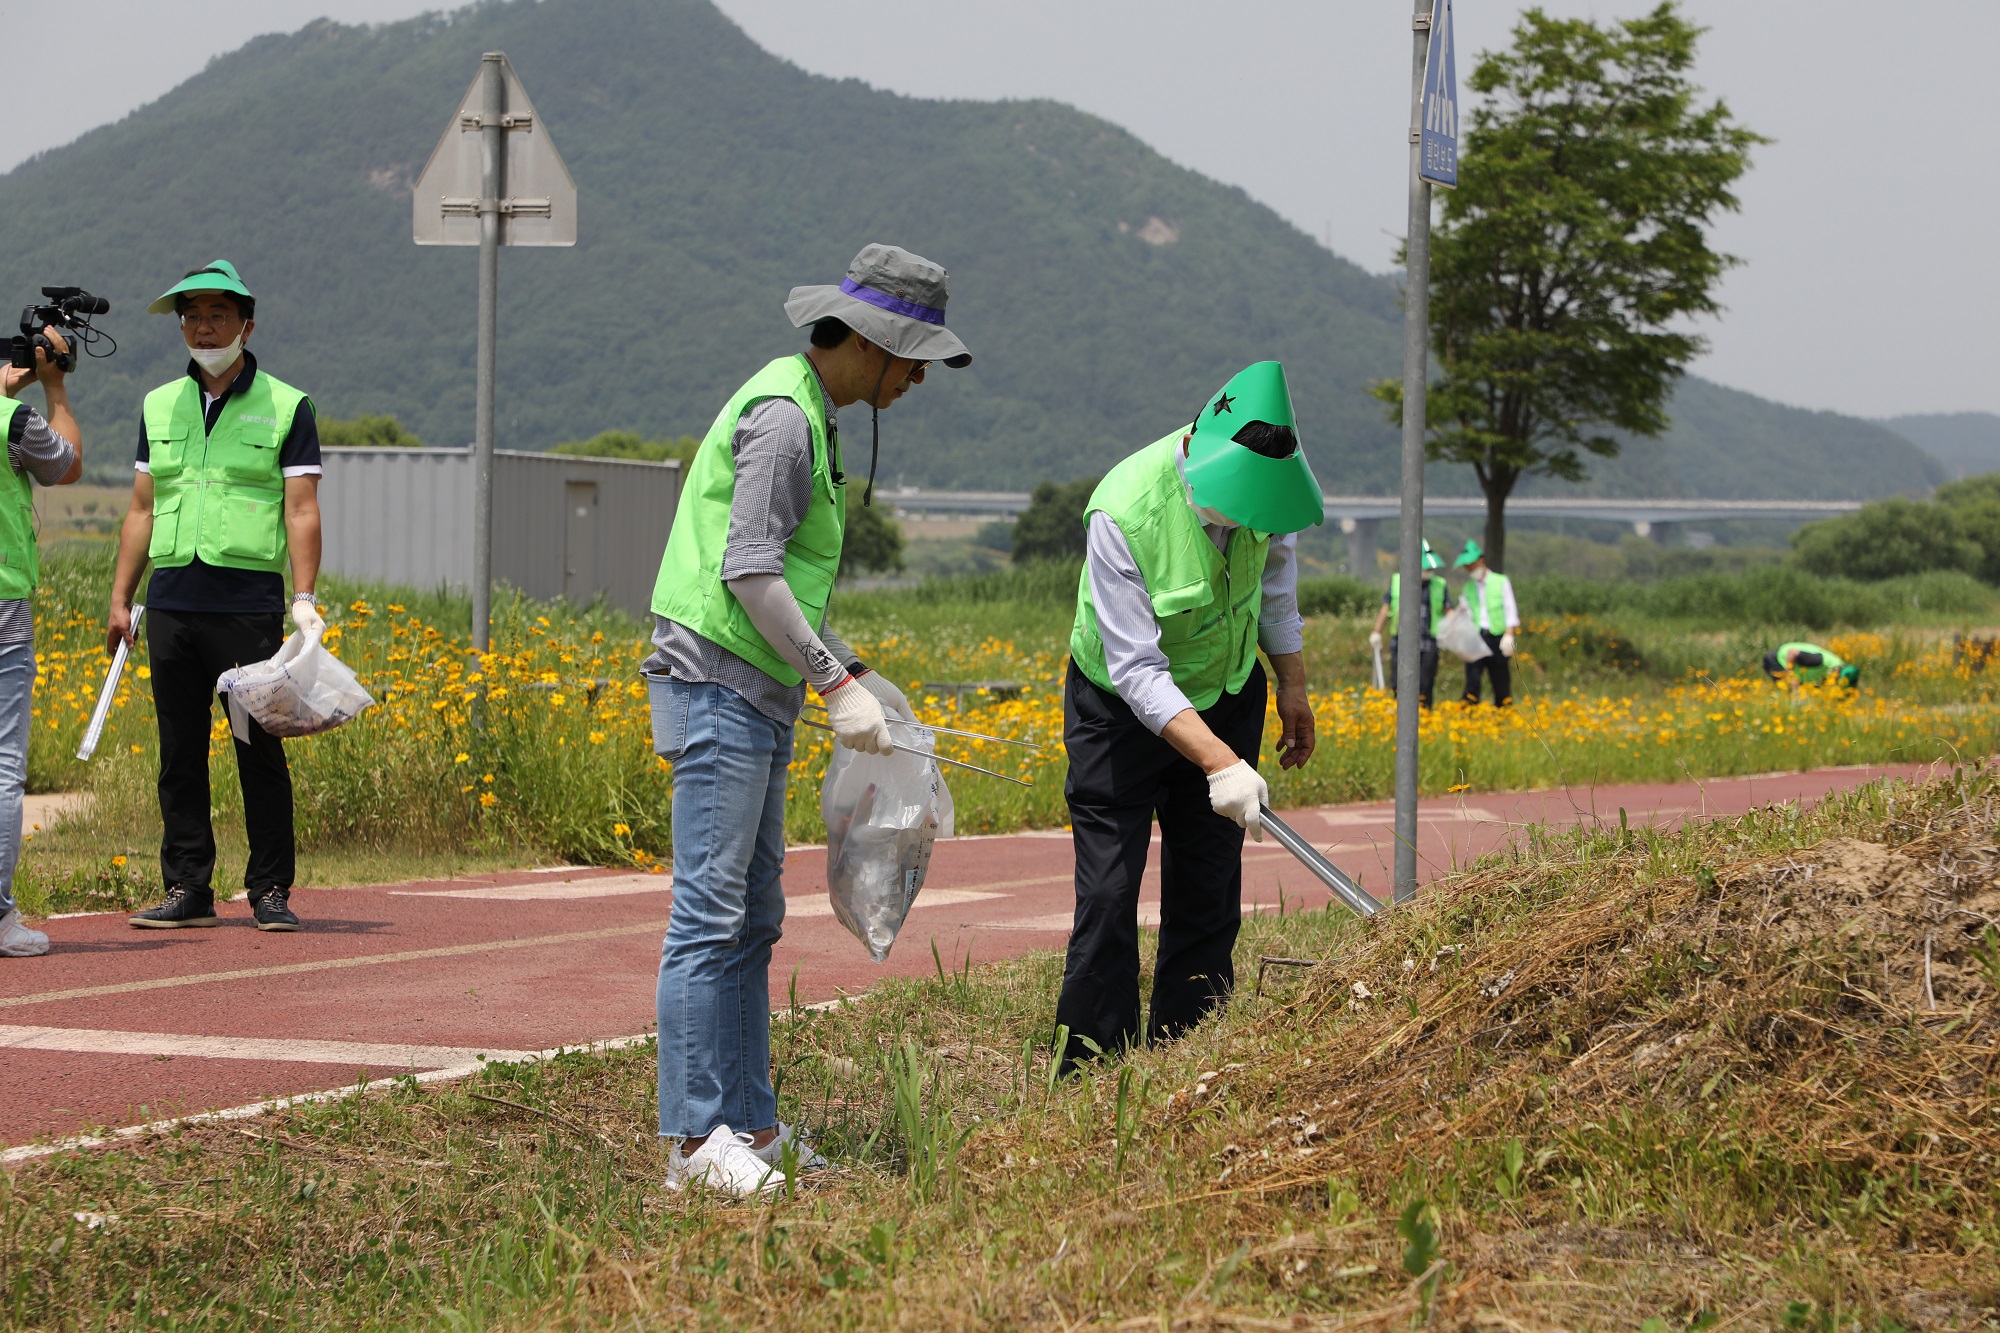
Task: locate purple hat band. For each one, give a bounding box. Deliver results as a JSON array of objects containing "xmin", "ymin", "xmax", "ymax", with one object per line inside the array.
[{"xmin": 841, "ymin": 278, "xmax": 945, "ymax": 325}]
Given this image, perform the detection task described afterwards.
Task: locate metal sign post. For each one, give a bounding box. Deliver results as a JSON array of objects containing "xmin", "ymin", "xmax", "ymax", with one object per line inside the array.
[
  {"xmin": 1393, "ymin": 0, "xmax": 1458, "ymax": 903},
  {"xmin": 413, "ymin": 52, "xmax": 577, "ymax": 650}
]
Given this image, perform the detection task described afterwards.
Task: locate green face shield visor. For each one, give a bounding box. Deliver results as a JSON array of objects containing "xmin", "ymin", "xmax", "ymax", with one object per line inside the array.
[
  {"xmin": 1180, "ymin": 360, "xmax": 1325, "ymax": 534},
  {"xmin": 147, "ymin": 259, "xmax": 254, "ymax": 315}
]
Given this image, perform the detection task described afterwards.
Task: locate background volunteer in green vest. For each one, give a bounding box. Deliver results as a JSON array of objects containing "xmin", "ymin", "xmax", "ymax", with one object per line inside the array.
[
  {"xmin": 105, "ymin": 262, "xmax": 324, "ymax": 934},
  {"xmin": 0, "ymin": 330, "xmax": 84, "ymax": 958},
  {"xmin": 1763, "ymin": 642, "xmax": 1860, "ymax": 690},
  {"xmin": 1453, "ymin": 539, "xmax": 1520, "ymax": 706},
  {"xmin": 644, "ymin": 244, "xmax": 971, "ymax": 1196},
  {"xmin": 1056, "ymin": 360, "xmax": 1323, "ymax": 1075},
  {"xmin": 1369, "ymin": 540, "xmax": 1446, "ymax": 709}
]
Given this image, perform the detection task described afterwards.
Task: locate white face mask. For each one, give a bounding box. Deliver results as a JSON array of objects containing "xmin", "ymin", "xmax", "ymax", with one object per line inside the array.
[{"xmin": 189, "ymin": 335, "xmax": 243, "ymax": 378}]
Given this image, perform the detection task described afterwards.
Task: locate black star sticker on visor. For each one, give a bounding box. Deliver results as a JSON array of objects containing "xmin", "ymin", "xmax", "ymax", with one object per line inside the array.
[{"xmin": 1212, "ymin": 393, "xmax": 1236, "ymax": 415}]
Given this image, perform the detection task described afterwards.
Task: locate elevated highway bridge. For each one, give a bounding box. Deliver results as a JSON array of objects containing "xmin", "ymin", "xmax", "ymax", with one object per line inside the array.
[{"xmin": 885, "ymin": 491, "xmax": 1865, "ymax": 572}]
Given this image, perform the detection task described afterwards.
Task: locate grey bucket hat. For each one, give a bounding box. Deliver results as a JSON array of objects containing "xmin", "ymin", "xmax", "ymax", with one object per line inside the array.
[{"xmin": 784, "ymin": 243, "xmax": 972, "ymax": 368}]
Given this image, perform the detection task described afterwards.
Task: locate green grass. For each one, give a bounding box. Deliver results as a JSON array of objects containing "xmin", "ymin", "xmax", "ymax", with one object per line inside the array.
[{"xmin": 9, "ymin": 764, "xmax": 1996, "ymax": 1328}]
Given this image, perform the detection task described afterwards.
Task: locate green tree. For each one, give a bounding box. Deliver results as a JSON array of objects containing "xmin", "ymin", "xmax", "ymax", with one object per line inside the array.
[
  {"xmin": 550, "ymin": 429, "xmax": 701, "ymax": 465},
  {"xmin": 1790, "ymin": 497, "xmax": 1980, "ymax": 582},
  {"xmin": 1373, "ymin": 3, "xmax": 1764, "ymax": 572},
  {"xmin": 1010, "ymin": 477, "xmax": 1099, "ymax": 565},
  {"xmin": 1934, "ymin": 473, "xmax": 2000, "ymax": 583},
  {"xmin": 319, "ymin": 414, "xmax": 424, "ymax": 448},
  {"xmin": 838, "ymin": 501, "xmax": 905, "ymax": 577}
]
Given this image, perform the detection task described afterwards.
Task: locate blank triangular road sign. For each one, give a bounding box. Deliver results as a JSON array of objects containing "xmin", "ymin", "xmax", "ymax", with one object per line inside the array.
[{"xmin": 413, "ymin": 54, "xmax": 577, "ymax": 247}]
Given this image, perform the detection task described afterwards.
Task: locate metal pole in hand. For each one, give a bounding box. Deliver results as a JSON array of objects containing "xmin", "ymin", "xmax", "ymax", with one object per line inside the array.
[
  {"xmin": 1392, "ymin": 1, "xmax": 1436, "ymax": 904},
  {"xmin": 472, "ymin": 51, "xmax": 504, "ymax": 652}
]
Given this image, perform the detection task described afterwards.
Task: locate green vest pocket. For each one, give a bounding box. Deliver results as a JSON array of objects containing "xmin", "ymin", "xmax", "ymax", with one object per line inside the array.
[
  {"xmin": 149, "ymin": 424, "xmax": 191, "ymax": 480},
  {"xmin": 148, "ymin": 493, "xmax": 183, "ymax": 559},
  {"xmin": 208, "ymin": 493, "xmax": 282, "ymax": 563}
]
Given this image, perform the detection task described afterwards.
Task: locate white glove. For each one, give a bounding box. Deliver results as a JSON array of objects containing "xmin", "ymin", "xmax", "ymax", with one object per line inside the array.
[
  {"xmin": 1368, "ymin": 630, "xmax": 1383, "ymax": 649},
  {"xmin": 1205, "ymin": 760, "xmax": 1269, "ymax": 842},
  {"xmin": 291, "ymin": 599, "xmax": 325, "ymax": 638},
  {"xmin": 823, "ymin": 677, "xmax": 894, "ymax": 755},
  {"xmin": 1500, "ymin": 631, "xmax": 1516, "ymax": 657},
  {"xmin": 853, "ymin": 669, "xmax": 915, "ymax": 721}
]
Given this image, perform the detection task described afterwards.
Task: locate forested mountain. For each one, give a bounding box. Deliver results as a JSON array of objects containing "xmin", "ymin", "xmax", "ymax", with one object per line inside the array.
[
  {"xmin": 0, "ymin": 0, "xmax": 1941, "ymax": 499},
  {"xmin": 1882, "ymin": 412, "xmax": 2000, "ymax": 480}
]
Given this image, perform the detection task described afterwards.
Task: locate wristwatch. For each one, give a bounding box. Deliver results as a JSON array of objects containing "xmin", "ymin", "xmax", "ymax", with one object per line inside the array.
[{"xmin": 292, "ymin": 592, "xmax": 320, "ymax": 608}]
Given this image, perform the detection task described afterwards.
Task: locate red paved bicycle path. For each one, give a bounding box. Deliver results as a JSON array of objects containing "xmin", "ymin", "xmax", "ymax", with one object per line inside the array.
[{"xmin": 0, "ymin": 762, "xmax": 1940, "ymax": 1151}]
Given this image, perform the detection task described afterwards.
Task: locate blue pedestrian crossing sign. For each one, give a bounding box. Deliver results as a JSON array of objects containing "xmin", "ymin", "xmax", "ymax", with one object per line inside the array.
[{"xmin": 1419, "ymin": 0, "xmax": 1460, "ymax": 188}]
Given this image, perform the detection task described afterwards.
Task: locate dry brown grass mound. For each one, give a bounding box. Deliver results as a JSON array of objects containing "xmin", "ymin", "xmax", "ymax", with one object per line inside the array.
[{"xmin": 1150, "ymin": 769, "xmax": 2000, "ymax": 1325}]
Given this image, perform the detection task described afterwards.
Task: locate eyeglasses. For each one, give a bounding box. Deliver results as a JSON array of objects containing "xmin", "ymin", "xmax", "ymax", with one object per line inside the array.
[{"xmin": 178, "ymin": 310, "xmax": 242, "ymax": 330}]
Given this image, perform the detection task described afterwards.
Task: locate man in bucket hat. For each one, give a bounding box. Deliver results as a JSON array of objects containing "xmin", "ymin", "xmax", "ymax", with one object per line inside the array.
[
  {"xmin": 108, "ymin": 260, "xmax": 324, "ymax": 934},
  {"xmin": 645, "ymin": 244, "xmax": 969, "ymax": 1195},
  {"xmin": 1055, "ymin": 361, "xmax": 1324, "ymax": 1075}
]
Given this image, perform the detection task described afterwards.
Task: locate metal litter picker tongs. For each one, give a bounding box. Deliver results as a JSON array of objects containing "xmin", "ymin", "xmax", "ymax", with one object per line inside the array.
[
  {"xmin": 1258, "ymin": 803, "xmax": 1382, "ymax": 919},
  {"xmin": 77, "ymin": 605, "xmax": 144, "ymax": 762},
  {"xmin": 797, "ymin": 710, "xmax": 1037, "ymax": 786}
]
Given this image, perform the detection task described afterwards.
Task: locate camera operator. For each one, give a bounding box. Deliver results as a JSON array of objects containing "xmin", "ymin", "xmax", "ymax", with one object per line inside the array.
[
  {"xmin": 0, "ymin": 330, "xmax": 84, "ymax": 959},
  {"xmin": 107, "ymin": 261, "xmax": 322, "ymax": 935}
]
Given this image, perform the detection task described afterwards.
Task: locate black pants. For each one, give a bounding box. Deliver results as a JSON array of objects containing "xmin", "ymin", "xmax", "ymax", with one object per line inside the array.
[
  {"xmin": 1463, "ymin": 630, "xmax": 1512, "ymax": 706},
  {"xmin": 1388, "ymin": 637, "xmax": 1439, "ymax": 709},
  {"xmin": 1054, "ymin": 660, "xmax": 1266, "ymax": 1072},
  {"xmin": 149, "ymin": 609, "xmax": 295, "ymax": 893}
]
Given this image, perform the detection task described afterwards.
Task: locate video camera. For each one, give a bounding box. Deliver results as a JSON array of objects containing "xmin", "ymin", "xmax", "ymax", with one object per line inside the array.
[{"xmin": 9, "ymin": 287, "xmax": 114, "ymax": 374}]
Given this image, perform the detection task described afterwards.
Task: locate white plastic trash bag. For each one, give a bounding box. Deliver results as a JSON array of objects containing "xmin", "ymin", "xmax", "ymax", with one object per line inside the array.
[
  {"xmin": 216, "ymin": 627, "xmax": 377, "ymax": 742},
  {"xmin": 821, "ymin": 729, "xmax": 954, "ymax": 963},
  {"xmin": 1434, "ymin": 605, "xmax": 1491, "ymax": 662}
]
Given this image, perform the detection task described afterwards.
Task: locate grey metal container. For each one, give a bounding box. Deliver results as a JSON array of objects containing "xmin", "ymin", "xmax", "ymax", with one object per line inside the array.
[{"xmin": 317, "ymin": 447, "xmax": 683, "ymax": 617}]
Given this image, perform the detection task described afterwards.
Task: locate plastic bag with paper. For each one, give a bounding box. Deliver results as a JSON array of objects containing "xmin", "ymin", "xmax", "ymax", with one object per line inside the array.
[
  {"xmin": 215, "ymin": 626, "xmax": 376, "ymax": 742},
  {"xmin": 1434, "ymin": 605, "xmax": 1492, "ymax": 663},
  {"xmin": 821, "ymin": 728, "xmax": 955, "ymax": 963}
]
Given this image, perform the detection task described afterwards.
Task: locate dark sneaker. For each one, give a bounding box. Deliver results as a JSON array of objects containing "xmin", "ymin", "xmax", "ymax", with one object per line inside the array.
[
  {"xmin": 248, "ymin": 887, "xmax": 301, "ymax": 932},
  {"xmin": 129, "ymin": 885, "xmax": 218, "ymax": 929}
]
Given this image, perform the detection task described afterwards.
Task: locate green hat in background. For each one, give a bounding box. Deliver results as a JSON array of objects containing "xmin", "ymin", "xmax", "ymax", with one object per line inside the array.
[
  {"xmin": 1453, "ymin": 539, "xmax": 1485, "ymax": 568},
  {"xmin": 1421, "ymin": 538, "xmax": 1443, "ymax": 571},
  {"xmin": 147, "ymin": 260, "xmax": 254, "ymax": 315},
  {"xmin": 1182, "ymin": 361, "xmax": 1325, "ymax": 534}
]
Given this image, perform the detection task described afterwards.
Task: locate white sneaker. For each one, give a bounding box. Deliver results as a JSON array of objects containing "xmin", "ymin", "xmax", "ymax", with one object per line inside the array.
[
  {"xmin": 750, "ymin": 1122, "xmax": 831, "ymax": 1174},
  {"xmin": 664, "ymin": 1125, "xmax": 785, "ymax": 1197},
  {"xmin": 0, "ymin": 909, "xmax": 49, "ymax": 958}
]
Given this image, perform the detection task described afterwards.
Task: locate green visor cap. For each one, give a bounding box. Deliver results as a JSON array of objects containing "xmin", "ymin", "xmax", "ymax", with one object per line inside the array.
[
  {"xmin": 147, "ymin": 259, "xmax": 254, "ymax": 315},
  {"xmin": 1181, "ymin": 360, "xmax": 1325, "ymax": 534},
  {"xmin": 1453, "ymin": 539, "xmax": 1484, "ymax": 568},
  {"xmin": 1422, "ymin": 539, "xmax": 1443, "ymax": 571}
]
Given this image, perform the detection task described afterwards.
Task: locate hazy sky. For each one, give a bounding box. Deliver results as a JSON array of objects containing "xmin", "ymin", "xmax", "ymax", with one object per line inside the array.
[{"xmin": 5, "ymin": 0, "xmax": 1992, "ymax": 420}]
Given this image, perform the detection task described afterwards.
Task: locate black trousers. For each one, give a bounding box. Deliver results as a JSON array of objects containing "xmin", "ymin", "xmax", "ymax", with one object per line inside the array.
[
  {"xmin": 1388, "ymin": 636, "xmax": 1439, "ymax": 709},
  {"xmin": 1462, "ymin": 630, "xmax": 1512, "ymax": 706},
  {"xmin": 149, "ymin": 609, "xmax": 295, "ymax": 893},
  {"xmin": 1054, "ymin": 659, "xmax": 1266, "ymax": 1072}
]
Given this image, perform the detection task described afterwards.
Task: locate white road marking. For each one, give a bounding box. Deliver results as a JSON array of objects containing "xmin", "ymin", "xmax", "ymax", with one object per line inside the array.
[
  {"xmin": 392, "ymin": 875, "xmax": 667, "ymax": 901},
  {"xmin": 1, "ymin": 1033, "xmax": 658, "ymax": 1166},
  {"xmin": 0, "ymin": 1025, "xmax": 537, "ymax": 1069},
  {"xmin": 788, "ymin": 888, "xmax": 1005, "ymax": 919}
]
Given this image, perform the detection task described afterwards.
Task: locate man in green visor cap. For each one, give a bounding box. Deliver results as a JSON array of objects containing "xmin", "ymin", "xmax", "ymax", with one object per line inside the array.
[
  {"xmin": 1369, "ymin": 540, "xmax": 1445, "ymax": 709},
  {"xmin": 1451, "ymin": 539, "xmax": 1519, "ymax": 706},
  {"xmin": 107, "ymin": 261, "xmax": 324, "ymax": 934},
  {"xmin": 1055, "ymin": 360, "xmax": 1323, "ymax": 1074}
]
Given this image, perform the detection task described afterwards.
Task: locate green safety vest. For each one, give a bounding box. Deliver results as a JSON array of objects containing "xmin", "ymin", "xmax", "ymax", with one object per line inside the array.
[
  {"xmin": 1388, "ymin": 573, "xmax": 1446, "ymax": 636},
  {"xmin": 1070, "ymin": 432, "xmax": 1269, "ymax": 711},
  {"xmin": 143, "ymin": 371, "xmax": 310, "ymax": 575},
  {"xmin": 1466, "ymin": 571, "xmax": 1513, "ymax": 633},
  {"xmin": 0, "ymin": 400, "xmax": 35, "ymax": 600},
  {"xmin": 1777, "ymin": 641, "xmax": 1845, "ymax": 685},
  {"xmin": 651, "ymin": 355, "xmax": 845, "ymax": 686}
]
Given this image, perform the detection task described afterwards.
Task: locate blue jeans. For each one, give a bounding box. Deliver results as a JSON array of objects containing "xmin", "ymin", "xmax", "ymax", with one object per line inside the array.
[
  {"xmin": 0, "ymin": 643, "xmax": 34, "ymax": 916},
  {"xmin": 650, "ymin": 677, "xmax": 791, "ymax": 1140}
]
